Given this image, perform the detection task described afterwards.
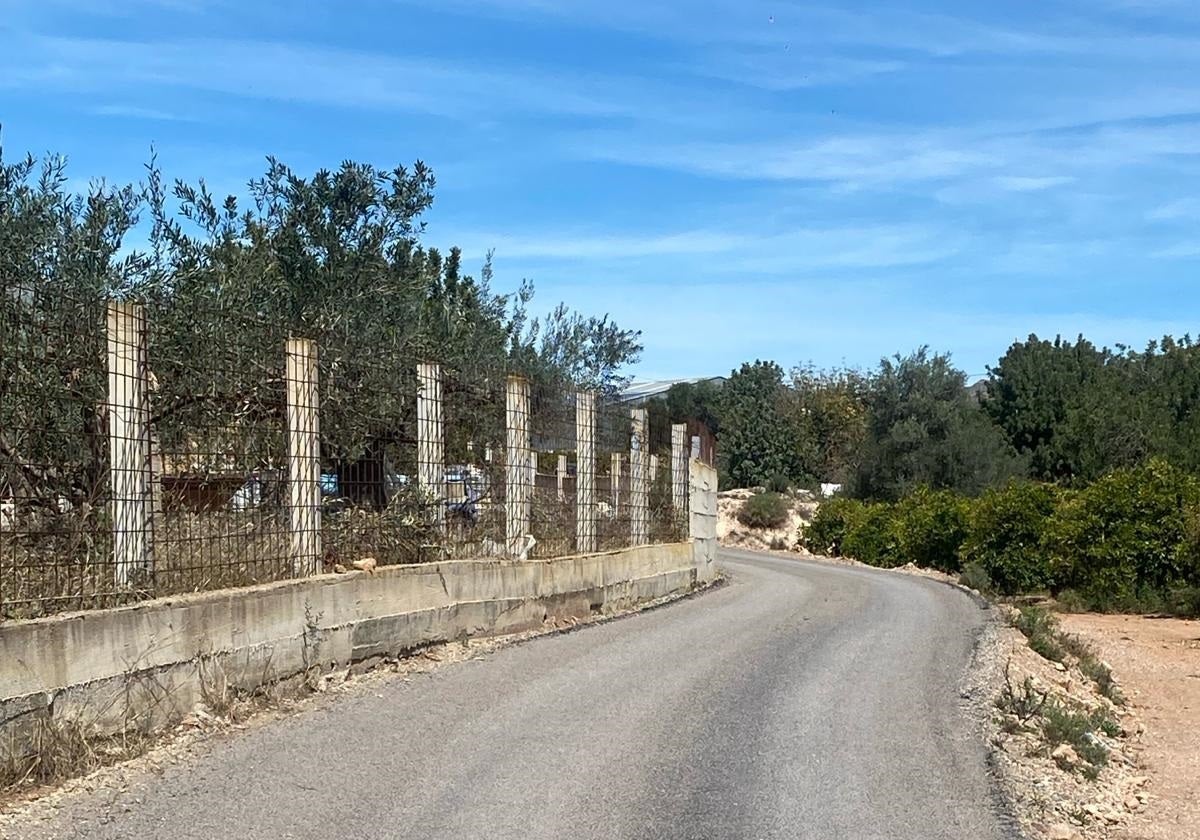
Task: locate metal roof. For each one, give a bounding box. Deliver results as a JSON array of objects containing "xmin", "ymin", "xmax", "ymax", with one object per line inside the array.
[{"xmin": 617, "ymin": 377, "xmax": 725, "ymax": 403}]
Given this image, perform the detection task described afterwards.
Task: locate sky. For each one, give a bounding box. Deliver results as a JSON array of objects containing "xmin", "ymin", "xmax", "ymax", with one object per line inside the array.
[{"xmin": 3, "ymin": 0, "xmax": 1200, "ymax": 381}]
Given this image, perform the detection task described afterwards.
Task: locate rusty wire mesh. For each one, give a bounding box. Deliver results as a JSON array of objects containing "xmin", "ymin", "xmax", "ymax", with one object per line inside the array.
[
  {"xmin": 0, "ymin": 281, "xmax": 114, "ymax": 618},
  {"xmin": 0, "ymin": 296, "xmax": 693, "ymax": 621}
]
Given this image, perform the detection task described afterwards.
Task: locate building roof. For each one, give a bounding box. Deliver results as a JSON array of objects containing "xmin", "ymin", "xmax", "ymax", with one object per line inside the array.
[{"xmin": 618, "ymin": 377, "xmax": 725, "ymax": 404}]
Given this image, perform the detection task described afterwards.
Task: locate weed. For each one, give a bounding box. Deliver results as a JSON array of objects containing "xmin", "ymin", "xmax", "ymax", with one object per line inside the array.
[
  {"xmin": 1014, "ymin": 606, "xmax": 1125, "ymax": 705},
  {"xmin": 1, "ymin": 714, "xmax": 153, "ymax": 793},
  {"xmin": 1040, "ymin": 700, "xmax": 1117, "ymax": 772},
  {"xmin": 958, "ymin": 562, "xmax": 993, "ymax": 594},
  {"xmin": 995, "ymin": 662, "xmax": 1048, "ymax": 724},
  {"xmin": 1012, "ymin": 606, "xmax": 1066, "ymax": 663}
]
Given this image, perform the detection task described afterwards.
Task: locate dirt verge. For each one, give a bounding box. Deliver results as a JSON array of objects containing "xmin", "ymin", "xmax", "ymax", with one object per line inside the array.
[{"xmin": 1057, "ymin": 614, "xmax": 1200, "ymax": 840}]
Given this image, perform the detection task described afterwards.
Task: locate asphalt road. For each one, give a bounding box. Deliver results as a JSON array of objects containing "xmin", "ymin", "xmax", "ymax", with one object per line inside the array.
[{"xmin": 7, "ymin": 550, "xmax": 1018, "ymax": 840}]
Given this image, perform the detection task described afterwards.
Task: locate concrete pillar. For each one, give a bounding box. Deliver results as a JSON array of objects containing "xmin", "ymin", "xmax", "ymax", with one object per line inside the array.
[
  {"xmin": 505, "ymin": 376, "xmax": 530, "ymax": 558},
  {"xmin": 671, "ymin": 423, "xmax": 688, "ymax": 525},
  {"xmin": 417, "ymin": 362, "xmax": 445, "ymax": 527},
  {"xmin": 106, "ymin": 301, "xmax": 154, "ymax": 588},
  {"xmin": 690, "ymin": 458, "xmax": 719, "ymax": 583},
  {"xmin": 556, "ymin": 454, "xmax": 568, "ymax": 502},
  {"xmin": 285, "ymin": 337, "xmax": 322, "ymax": 577},
  {"xmin": 610, "ymin": 452, "xmax": 622, "ymax": 513},
  {"xmin": 576, "ymin": 390, "xmax": 596, "ymax": 554},
  {"xmin": 630, "ymin": 407, "xmax": 647, "ymax": 546}
]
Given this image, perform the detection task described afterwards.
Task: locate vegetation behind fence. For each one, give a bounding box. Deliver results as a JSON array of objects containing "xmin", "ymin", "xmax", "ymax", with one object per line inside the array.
[{"xmin": 0, "ymin": 146, "xmax": 697, "ymax": 622}]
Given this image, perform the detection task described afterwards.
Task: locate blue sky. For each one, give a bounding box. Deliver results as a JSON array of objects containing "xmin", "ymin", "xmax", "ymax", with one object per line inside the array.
[{"xmin": 3, "ymin": 0, "xmax": 1200, "ymax": 380}]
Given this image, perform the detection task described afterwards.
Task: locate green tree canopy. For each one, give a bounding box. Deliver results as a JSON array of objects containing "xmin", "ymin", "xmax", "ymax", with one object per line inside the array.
[{"xmin": 851, "ymin": 348, "xmax": 1024, "ymax": 500}]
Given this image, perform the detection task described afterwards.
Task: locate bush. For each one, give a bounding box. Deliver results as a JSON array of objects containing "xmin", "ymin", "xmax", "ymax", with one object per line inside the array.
[
  {"xmin": 1013, "ymin": 606, "xmax": 1066, "ymax": 662},
  {"xmin": 962, "ymin": 481, "xmax": 1059, "ymax": 596},
  {"xmin": 841, "ymin": 503, "xmax": 902, "ymax": 568},
  {"xmin": 894, "ymin": 486, "xmax": 971, "ymax": 572},
  {"xmin": 1043, "ymin": 459, "xmax": 1200, "ymax": 609},
  {"xmin": 765, "ymin": 474, "xmax": 791, "ymax": 494},
  {"xmin": 737, "ymin": 492, "xmax": 790, "ymax": 530},
  {"xmin": 802, "ymin": 497, "xmax": 866, "ymax": 556},
  {"xmin": 958, "ymin": 562, "xmax": 993, "ymax": 594}
]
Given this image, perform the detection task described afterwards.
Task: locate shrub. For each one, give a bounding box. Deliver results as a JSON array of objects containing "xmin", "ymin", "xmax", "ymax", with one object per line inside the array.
[
  {"xmin": 1165, "ymin": 584, "xmax": 1200, "ymax": 618},
  {"xmin": 1043, "ymin": 459, "xmax": 1200, "ymax": 609},
  {"xmin": 841, "ymin": 503, "xmax": 902, "ymax": 568},
  {"xmin": 1041, "ymin": 700, "xmax": 1116, "ymax": 775},
  {"xmin": 737, "ymin": 492, "xmax": 790, "ymax": 530},
  {"xmin": 1013, "ymin": 606, "xmax": 1066, "ymax": 663},
  {"xmin": 802, "ymin": 497, "xmax": 866, "ymax": 556},
  {"xmin": 958, "ymin": 562, "xmax": 993, "ymax": 593},
  {"xmin": 894, "ymin": 486, "xmax": 971, "ymax": 572},
  {"xmin": 766, "ymin": 474, "xmax": 791, "ymax": 494},
  {"xmin": 962, "ymin": 481, "xmax": 1059, "ymax": 595}
]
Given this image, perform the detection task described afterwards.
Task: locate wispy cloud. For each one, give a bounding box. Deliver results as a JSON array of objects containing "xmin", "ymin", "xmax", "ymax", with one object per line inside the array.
[
  {"xmin": 1151, "ymin": 241, "xmax": 1200, "ymax": 259},
  {"xmin": 455, "ymin": 222, "xmax": 964, "ymax": 275},
  {"xmin": 1148, "ymin": 197, "xmax": 1200, "ymax": 221},
  {"xmin": 994, "ymin": 175, "xmax": 1075, "ymax": 192},
  {"xmin": 88, "ymin": 104, "xmax": 194, "ymax": 121},
  {"xmin": 0, "ymin": 36, "xmax": 635, "ymax": 120}
]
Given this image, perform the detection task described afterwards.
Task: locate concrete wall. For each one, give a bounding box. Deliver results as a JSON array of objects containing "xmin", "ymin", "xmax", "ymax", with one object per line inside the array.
[{"xmin": 0, "ymin": 541, "xmax": 708, "ymax": 749}]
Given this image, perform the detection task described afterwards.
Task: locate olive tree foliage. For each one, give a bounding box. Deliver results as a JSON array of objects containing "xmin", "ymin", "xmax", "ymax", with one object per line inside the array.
[
  {"xmin": 851, "ymin": 348, "xmax": 1025, "ymax": 501},
  {"xmin": 788, "ymin": 363, "xmax": 870, "ymax": 485},
  {"xmin": 0, "ymin": 145, "xmax": 641, "ymax": 505},
  {"xmin": 0, "ymin": 148, "xmax": 150, "ymax": 512}
]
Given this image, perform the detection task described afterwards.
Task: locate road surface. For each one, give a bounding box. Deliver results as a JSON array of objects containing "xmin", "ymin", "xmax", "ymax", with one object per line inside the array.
[{"xmin": 6, "ymin": 550, "xmax": 1017, "ymax": 840}]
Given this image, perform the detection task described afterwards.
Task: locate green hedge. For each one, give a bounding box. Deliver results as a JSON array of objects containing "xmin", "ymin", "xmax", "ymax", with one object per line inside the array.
[
  {"xmin": 802, "ymin": 497, "xmax": 865, "ymax": 556},
  {"xmin": 961, "ymin": 481, "xmax": 1060, "ymax": 596},
  {"xmin": 895, "ymin": 487, "xmax": 971, "ymax": 573},
  {"xmin": 1044, "ymin": 459, "xmax": 1200, "ymax": 609},
  {"xmin": 807, "ymin": 460, "xmax": 1200, "ymax": 614},
  {"xmin": 841, "ymin": 503, "xmax": 902, "ymax": 568}
]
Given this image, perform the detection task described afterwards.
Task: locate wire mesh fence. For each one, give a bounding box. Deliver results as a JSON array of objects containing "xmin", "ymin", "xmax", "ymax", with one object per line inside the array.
[{"xmin": 0, "ymin": 292, "xmax": 698, "ymax": 621}]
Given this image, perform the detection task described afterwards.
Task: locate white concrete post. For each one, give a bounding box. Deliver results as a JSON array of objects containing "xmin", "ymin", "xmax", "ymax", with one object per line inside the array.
[
  {"xmin": 505, "ymin": 375, "xmax": 530, "ymax": 558},
  {"xmin": 286, "ymin": 338, "xmax": 322, "ymax": 577},
  {"xmin": 576, "ymin": 390, "xmax": 596, "ymax": 554},
  {"xmin": 671, "ymin": 423, "xmax": 688, "ymax": 519},
  {"xmin": 630, "ymin": 407, "xmax": 648, "ymax": 546},
  {"xmin": 556, "ymin": 454, "xmax": 568, "ymax": 502},
  {"xmin": 417, "ymin": 362, "xmax": 445, "ymax": 527},
  {"xmin": 106, "ymin": 301, "xmax": 153, "ymax": 588},
  {"xmin": 691, "ymin": 435, "xmax": 701, "ymax": 461},
  {"xmin": 611, "ymin": 452, "xmax": 622, "ymax": 513}
]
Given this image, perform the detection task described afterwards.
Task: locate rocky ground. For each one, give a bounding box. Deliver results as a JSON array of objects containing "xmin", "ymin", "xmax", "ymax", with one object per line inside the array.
[
  {"xmin": 982, "ymin": 607, "xmax": 1150, "ymax": 840},
  {"xmin": 716, "ymin": 487, "xmax": 818, "ymax": 552}
]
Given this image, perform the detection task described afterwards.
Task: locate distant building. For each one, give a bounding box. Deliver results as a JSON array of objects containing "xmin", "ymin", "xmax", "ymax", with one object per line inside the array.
[{"xmin": 618, "ymin": 377, "xmax": 726, "ymax": 405}]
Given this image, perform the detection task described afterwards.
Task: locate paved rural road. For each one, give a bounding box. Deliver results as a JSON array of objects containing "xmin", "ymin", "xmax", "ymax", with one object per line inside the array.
[{"xmin": 7, "ymin": 550, "xmax": 1017, "ymax": 840}]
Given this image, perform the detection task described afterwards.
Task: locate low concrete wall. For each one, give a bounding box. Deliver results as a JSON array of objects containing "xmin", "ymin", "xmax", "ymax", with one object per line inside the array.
[{"xmin": 0, "ymin": 542, "xmax": 704, "ymax": 747}]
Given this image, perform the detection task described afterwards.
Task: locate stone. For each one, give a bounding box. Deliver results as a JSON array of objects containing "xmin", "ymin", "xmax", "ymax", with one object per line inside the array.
[
  {"xmin": 1051, "ymin": 743, "xmax": 1080, "ymax": 768},
  {"xmin": 1046, "ymin": 824, "xmax": 1081, "ymax": 840}
]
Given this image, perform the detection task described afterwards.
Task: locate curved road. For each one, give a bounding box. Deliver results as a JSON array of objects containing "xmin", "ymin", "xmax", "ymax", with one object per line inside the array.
[{"xmin": 8, "ymin": 550, "xmax": 1017, "ymax": 840}]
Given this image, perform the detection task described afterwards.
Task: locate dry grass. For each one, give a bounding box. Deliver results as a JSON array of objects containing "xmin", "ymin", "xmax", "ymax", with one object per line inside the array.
[{"xmin": 1, "ymin": 716, "xmax": 156, "ymax": 794}]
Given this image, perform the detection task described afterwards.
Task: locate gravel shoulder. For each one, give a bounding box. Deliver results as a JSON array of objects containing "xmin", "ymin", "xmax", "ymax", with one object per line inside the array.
[{"xmin": 1, "ymin": 550, "xmax": 1016, "ymax": 840}]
